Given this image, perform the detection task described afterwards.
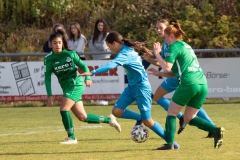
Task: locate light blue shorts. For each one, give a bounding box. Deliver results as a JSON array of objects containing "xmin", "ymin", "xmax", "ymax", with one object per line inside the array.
[
  {"xmin": 160, "ymin": 78, "xmax": 178, "ymax": 93},
  {"xmin": 114, "ymin": 85, "xmax": 152, "ymax": 120}
]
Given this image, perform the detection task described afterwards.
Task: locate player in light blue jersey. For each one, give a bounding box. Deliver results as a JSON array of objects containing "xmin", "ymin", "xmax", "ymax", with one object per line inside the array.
[
  {"xmin": 143, "ymin": 19, "xmax": 215, "ymax": 137},
  {"xmin": 79, "ymin": 31, "xmax": 180, "ymax": 149}
]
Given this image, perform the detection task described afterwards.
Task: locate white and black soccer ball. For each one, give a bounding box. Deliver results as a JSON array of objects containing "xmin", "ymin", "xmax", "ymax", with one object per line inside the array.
[{"xmin": 131, "ymin": 125, "xmax": 149, "ymax": 143}]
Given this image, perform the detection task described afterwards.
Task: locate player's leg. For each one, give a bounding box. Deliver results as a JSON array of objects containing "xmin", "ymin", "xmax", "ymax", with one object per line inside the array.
[
  {"xmin": 186, "ymin": 84, "xmax": 224, "ymax": 148},
  {"xmin": 157, "ymin": 100, "xmax": 183, "ymax": 150},
  {"xmin": 135, "ymin": 87, "xmax": 180, "ymax": 150},
  {"xmin": 154, "ymin": 86, "xmax": 183, "ymax": 119},
  {"xmin": 112, "ymin": 86, "xmax": 142, "ymax": 123},
  {"xmin": 155, "ymin": 78, "xmax": 186, "ymax": 134},
  {"xmin": 60, "ymin": 97, "xmax": 78, "ymax": 144},
  {"xmin": 197, "ymin": 108, "xmax": 215, "ymax": 138}
]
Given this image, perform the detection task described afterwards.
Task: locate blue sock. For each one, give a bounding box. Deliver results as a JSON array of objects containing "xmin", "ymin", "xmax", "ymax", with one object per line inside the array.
[
  {"xmin": 150, "ymin": 121, "xmax": 166, "ymax": 141},
  {"xmin": 197, "ymin": 108, "xmax": 215, "ymax": 125},
  {"xmin": 119, "ymin": 109, "xmax": 141, "ymax": 121},
  {"xmin": 156, "ymin": 98, "xmax": 183, "ymax": 119}
]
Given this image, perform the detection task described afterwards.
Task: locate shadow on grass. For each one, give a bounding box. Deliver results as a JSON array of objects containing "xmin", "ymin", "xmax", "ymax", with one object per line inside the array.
[{"xmin": 0, "ymin": 148, "xmax": 155, "ymax": 156}]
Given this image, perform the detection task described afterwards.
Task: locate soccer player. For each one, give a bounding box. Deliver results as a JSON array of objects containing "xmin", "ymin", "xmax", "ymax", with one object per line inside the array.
[
  {"xmin": 148, "ymin": 23, "xmax": 225, "ymax": 149},
  {"xmin": 143, "ymin": 19, "xmax": 216, "ymax": 137},
  {"xmin": 44, "ymin": 30, "xmax": 121, "ymax": 144},
  {"xmin": 79, "ymin": 31, "xmax": 180, "ymax": 149}
]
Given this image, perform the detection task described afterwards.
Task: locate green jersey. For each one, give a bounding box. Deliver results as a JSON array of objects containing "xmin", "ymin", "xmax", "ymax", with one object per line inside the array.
[
  {"xmin": 44, "ymin": 49, "xmax": 91, "ymax": 97},
  {"xmin": 165, "ymin": 40, "xmax": 207, "ymax": 85}
]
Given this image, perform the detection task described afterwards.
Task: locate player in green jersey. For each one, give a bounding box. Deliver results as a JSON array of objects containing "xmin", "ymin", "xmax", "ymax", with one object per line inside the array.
[
  {"xmin": 44, "ymin": 30, "xmax": 121, "ymax": 144},
  {"xmin": 148, "ymin": 23, "xmax": 225, "ymax": 150}
]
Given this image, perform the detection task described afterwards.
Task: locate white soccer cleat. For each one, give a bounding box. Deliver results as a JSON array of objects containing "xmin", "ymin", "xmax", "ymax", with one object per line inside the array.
[
  {"xmin": 109, "ymin": 114, "xmax": 121, "ymax": 133},
  {"xmin": 60, "ymin": 137, "xmax": 78, "ymax": 144}
]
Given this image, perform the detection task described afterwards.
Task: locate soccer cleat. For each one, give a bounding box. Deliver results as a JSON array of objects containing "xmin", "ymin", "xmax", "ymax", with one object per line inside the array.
[
  {"xmin": 60, "ymin": 137, "xmax": 77, "ymax": 144},
  {"xmin": 156, "ymin": 144, "xmax": 174, "ymax": 150},
  {"xmin": 177, "ymin": 116, "xmax": 187, "ymax": 134},
  {"xmin": 173, "ymin": 142, "xmax": 180, "ymax": 149},
  {"xmin": 109, "ymin": 114, "xmax": 121, "ymax": 133},
  {"xmin": 214, "ymin": 127, "xmax": 225, "ymax": 148},
  {"xmin": 135, "ymin": 120, "xmax": 142, "ymax": 126},
  {"xmin": 205, "ymin": 132, "xmax": 214, "ymax": 138}
]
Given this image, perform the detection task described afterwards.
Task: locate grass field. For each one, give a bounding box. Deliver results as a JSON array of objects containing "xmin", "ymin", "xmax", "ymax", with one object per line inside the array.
[{"xmin": 0, "ymin": 104, "xmax": 239, "ymax": 160}]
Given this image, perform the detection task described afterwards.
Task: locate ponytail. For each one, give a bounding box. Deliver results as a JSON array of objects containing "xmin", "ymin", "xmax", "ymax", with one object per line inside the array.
[{"xmin": 49, "ymin": 30, "xmax": 70, "ymax": 50}]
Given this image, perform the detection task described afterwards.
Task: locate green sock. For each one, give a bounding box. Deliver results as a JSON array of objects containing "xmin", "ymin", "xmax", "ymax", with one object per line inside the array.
[
  {"xmin": 85, "ymin": 114, "xmax": 110, "ymax": 123},
  {"xmin": 60, "ymin": 111, "xmax": 75, "ymax": 140},
  {"xmin": 165, "ymin": 116, "xmax": 176, "ymax": 145},
  {"xmin": 189, "ymin": 116, "xmax": 217, "ymax": 133}
]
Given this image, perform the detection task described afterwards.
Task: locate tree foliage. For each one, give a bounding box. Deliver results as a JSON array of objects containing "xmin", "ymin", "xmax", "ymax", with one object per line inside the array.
[{"xmin": 0, "ymin": 0, "xmax": 240, "ymax": 57}]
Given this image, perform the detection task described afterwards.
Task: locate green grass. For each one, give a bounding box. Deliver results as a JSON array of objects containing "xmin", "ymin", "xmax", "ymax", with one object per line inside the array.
[{"xmin": 0, "ymin": 104, "xmax": 239, "ymax": 160}]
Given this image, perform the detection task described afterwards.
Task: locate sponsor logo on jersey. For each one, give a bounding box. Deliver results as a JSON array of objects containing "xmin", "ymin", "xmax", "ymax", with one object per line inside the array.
[{"xmin": 66, "ymin": 57, "xmax": 71, "ymax": 62}]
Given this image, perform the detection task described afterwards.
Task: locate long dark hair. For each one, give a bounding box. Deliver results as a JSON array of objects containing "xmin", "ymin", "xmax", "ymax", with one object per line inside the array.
[
  {"xmin": 69, "ymin": 22, "xmax": 82, "ymax": 41},
  {"xmin": 52, "ymin": 23, "xmax": 68, "ymax": 41},
  {"xmin": 92, "ymin": 18, "xmax": 110, "ymax": 44},
  {"xmin": 49, "ymin": 30, "xmax": 70, "ymax": 50},
  {"xmin": 106, "ymin": 31, "xmax": 152, "ymax": 56}
]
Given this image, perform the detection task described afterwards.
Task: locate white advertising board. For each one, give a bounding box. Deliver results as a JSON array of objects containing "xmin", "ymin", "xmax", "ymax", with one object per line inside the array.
[
  {"xmin": 0, "ymin": 61, "xmax": 124, "ymax": 101},
  {"xmin": 0, "ymin": 58, "xmax": 239, "ymax": 102},
  {"xmin": 145, "ymin": 58, "xmax": 240, "ymax": 98}
]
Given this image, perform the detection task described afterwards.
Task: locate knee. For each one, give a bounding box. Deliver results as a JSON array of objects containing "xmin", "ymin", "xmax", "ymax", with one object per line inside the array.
[
  {"xmin": 142, "ymin": 119, "xmax": 154, "ymax": 128},
  {"xmin": 78, "ymin": 115, "xmax": 87, "ymax": 122},
  {"xmin": 152, "ymin": 95, "xmax": 159, "ymax": 102},
  {"xmin": 112, "ymin": 109, "xmax": 121, "ymax": 118},
  {"xmin": 183, "ymin": 114, "xmax": 194, "ymax": 124}
]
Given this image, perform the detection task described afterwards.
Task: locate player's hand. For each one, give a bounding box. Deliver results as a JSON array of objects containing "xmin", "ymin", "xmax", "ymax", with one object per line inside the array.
[
  {"xmin": 85, "ymin": 80, "xmax": 92, "ymax": 87},
  {"xmin": 78, "ymin": 72, "xmax": 92, "ymax": 76},
  {"xmin": 147, "ymin": 68, "xmax": 161, "ymax": 76},
  {"xmin": 141, "ymin": 53, "xmax": 150, "ymax": 61},
  {"xmin": 153, "ymin": 42, "xmax": 162, "ymax": 57},
  {"xmin": 47, "ymin": 96, "xmax": 54, "ymax": 107}
]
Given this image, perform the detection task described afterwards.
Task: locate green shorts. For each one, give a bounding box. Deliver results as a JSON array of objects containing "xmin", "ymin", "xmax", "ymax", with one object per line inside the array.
[
  {"xmin": 62, "ymin": 83, "xmax": 84, "ymax": 102},
  {"xmin": 172, "ymin": 84, "xmax": 208, "ymax": 109}
]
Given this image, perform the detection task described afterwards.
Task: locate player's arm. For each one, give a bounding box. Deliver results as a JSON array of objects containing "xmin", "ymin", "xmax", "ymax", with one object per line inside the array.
[
  {"xmin": 44, "ymin": 58, "xmax": 53, "ymax": 97},
  {"xmin": 73, "ymin": 52, "xmax": 91, "ymax": 80},
  {"xmin": 92, "ymin": 61, "xmax": 118, "ymax": 75},
  {"xmin": 142, "ymin": 53, "xmax": 161, "ymax": 67},
  {"xmin": 153, "ymin": 42, "xmax": 173, "ymax": 72},
  {"xmin": 148, "ymin": 68, "xmax": 175, "ymax": 77}
]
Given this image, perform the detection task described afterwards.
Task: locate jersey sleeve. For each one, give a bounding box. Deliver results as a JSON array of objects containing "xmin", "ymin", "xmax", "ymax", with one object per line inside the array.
[
  {"xmin": 91, "ymin": 61, "xmax": 119, "ymax": 75},
  {"xmin": 72, "ymin": 52, "xmax": 91, "ymax": 80},
  {"xmin": 44, "ymin": 58, "xmax": 53, "ymax": 97},
  {"xmin": 165, "ymin": 45, "xmax": 178, "ymax": 64}
]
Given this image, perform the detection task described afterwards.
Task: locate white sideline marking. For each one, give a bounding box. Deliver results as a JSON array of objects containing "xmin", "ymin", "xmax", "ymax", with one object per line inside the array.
[{"xmin": 0, "ymin": 125, "xmax": 103, "ymax": 137}]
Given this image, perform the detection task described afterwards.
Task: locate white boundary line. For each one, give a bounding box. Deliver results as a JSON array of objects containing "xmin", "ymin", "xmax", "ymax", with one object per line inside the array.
[{"xmin": 0, "ymin": 125, "xmax": 103, "ymax": 137}]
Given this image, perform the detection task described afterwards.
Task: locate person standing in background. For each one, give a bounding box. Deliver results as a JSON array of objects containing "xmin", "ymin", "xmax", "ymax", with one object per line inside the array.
[
  {"xmin": 43, "ymin": 23, "xmax": 68, "ymax": 53},
  {"xmin": 88, "ymin": 18, "xmax": 111, "ymax": 60},
  {"xmin": 68, "ymin": 22, "xmax": 87, "ymax": 60},
  {"xmin": 88, "ymin": 18, "xmax": 112, "ymax": 105}
]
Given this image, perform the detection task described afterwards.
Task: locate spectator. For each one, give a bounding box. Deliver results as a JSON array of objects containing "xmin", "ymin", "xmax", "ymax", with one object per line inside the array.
[
  {"xmin": 68, "ymin": 22, "xmax": 87, "ymax": 60},
  {"xmin": 43, "ymin": 23, "xmax": 68, "ymax": 53},
  {"xmin": 88, "ymin": 18, "xmax": 111, "ymax": 60}
]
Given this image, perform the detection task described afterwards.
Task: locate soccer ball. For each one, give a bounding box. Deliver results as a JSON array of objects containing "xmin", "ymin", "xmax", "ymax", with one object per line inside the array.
[{"xmin": 131, "ymin": 125, "xmax": 149, "ymax": 143}]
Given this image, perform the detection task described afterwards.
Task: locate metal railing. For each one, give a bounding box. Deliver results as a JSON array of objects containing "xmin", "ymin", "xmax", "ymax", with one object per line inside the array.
[{"xmin": 0, "ymin": 48, "xmax": 240, "ymax": 57}]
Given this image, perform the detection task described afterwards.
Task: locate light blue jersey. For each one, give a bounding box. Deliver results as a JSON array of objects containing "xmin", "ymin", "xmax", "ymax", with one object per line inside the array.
[
  {"xmin": 92, "ymin": 44, "xmax": 152, "ymax": 119},
  {"xmin": 161, "ymin": 40, "xmax": 179, "ymax": 92},
  {"xmin": 92, "ymin": 44, "xmax": 151, "ymax": 89}
]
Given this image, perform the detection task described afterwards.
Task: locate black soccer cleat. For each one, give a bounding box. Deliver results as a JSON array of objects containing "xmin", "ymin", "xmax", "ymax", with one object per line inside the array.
[
  {"xmin": 205, "ymin": 132, "xmax": 214, "ymax": 138},
  {"xmin": 156, "ymin": 144, "xmax": 174, "ymax": 150},
  {"xmin": 214, "ymin": 127, "xmax": 225, "ymax": 148},
  {"xmin": 135, "ymin": 120, "xmax": 142, "ymax": 126},
  {"xmin": 177, "ymin": 116, "xmax": 187, "ymax": 134}
]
